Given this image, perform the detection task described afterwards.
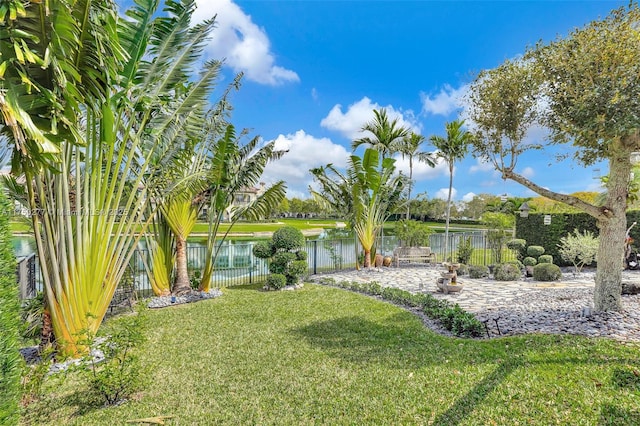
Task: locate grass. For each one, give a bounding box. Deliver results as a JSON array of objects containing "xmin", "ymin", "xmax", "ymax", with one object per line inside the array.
[
  {"xmin": 12, "ymin": 218, "xmax": 488, "ymax": 236},
  {"xmin": 23, "ymin": 284, "xmax": 640, "ymax": 425}
]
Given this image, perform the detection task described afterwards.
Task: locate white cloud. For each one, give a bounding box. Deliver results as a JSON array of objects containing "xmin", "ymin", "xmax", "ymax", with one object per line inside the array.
[
  {"xmin": 420, "ymin": 84, "xmax": 469, "ymax": 116},
  {"xmin": 435, "ymin": 187, "xmax": 457, "ymax": 200},
  {"xmin": 469, "ymin": 158, "xmax": 494, "ymax": 174},
  {"xmin": 311, "ymin": 88, "xmax": 318, "ymax": 101},
  {"xmin": 320, "ymin": 97, "xmax": 421, "ymax": 140},
  {"xmin": 462, "ymin": 192, "xmax": 476, "ymax": 202},
  {"xmin": 193, "ymin": 0, "xmax": 299, "ymax": 85},
  {"xmin": 521, "ymin": 166, "xmax": 535, "ymax": 179},
  {"xmin": 260, "ymin": 130, "xmax": 349, "ymax": 197},
  {"xmin": 393, "ymin": 154, "xmax": 448, "ymax": 181}
]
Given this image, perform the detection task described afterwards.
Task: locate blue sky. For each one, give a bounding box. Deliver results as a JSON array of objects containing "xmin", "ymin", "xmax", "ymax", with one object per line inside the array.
[{"xmin": 142, "ymin": 1, "xmax": 627, "ymax": 200}]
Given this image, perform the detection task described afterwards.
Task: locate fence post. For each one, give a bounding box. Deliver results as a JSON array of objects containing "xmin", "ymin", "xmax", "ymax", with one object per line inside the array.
[
  {"xmin": 483, "ymin": 230, "xmax": 487, "ymax": 266},
  {"xmin": 313, "ymin": 240, "xmax": 318, "ymax": 275}
]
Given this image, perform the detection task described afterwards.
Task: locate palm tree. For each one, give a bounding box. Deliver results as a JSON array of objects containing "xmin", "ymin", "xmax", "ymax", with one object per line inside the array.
[
  {"xmin": 1, "ymin": 0, "xmax": 223, "ymax": 355},
  {"xmin": 430, "ymin": 120, "xmax": 474, "ymax": 262},
  {"xmin": 351, "ymin": 109, "xmax": 410, "ymax": 157},
  {"xmin": 397, "ymin": 132, "xmax": 436, "ymax": 218},
  {"xmin": 312, "ymin": 148, "xmax": 405, "ymax": 268},
  {"xmin": 198, "ymin": 123, "xmax": 287, "ymax": 292}
]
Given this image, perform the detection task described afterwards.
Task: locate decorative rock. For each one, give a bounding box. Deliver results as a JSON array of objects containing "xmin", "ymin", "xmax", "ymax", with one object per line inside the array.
[
  {"xmin": 374, "ymin": 254, "xmax": 384, "ymax": 267},
  {"xmin": 383, "ymin": 256, "xmax": 392, "ymax": 267},
  {"xmin": 622, "ymin": 281, "xmax": 640, "ymax": 295},
  {"xmin": 311, "ymin": 267, "xmax": 640, "ymax": 342},
  {"xmin": 147, "ymin": 289, "xmax": 222, "ymax": 309}
]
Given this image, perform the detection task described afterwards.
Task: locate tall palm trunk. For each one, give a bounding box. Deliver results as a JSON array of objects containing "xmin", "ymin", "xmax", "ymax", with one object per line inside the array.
[
  {"xmin": 173, "ymin": 236, "xmax": 191, "ymax": 295},
  {"xmin": 406, "ymin": 157, "xmax": 413, "ymax": 219},
  {"xmin": 444, "ymin": 164, "xmax": 454, "ymax": 261}
]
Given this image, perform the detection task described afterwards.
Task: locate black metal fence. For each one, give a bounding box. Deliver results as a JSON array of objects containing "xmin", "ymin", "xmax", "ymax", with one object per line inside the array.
[
  {"xmin": 129, "ymin": 235, "xmax": 400, "ymax": 294},
  {"xmin": 17, "ymin": 232, "xmax": 516, "ymax": 298},
  {"xmin": 16, "ymin": 254, "xmax": 37, "ymax": 299}
]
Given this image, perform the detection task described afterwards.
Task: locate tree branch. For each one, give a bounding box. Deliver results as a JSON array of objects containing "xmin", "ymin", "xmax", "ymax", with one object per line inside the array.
[{"xmin": 502, "ymin": 169, "xmax": 611, "ymax": 220}]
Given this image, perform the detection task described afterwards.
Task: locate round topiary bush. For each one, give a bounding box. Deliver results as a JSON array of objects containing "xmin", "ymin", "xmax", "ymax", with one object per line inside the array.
[
  {"xmin": 538, "ymin": 254, "xmax": 553, "ymax": 264},
  {"xmin": 253, "ymin": 240, "xmax": 275, "ymax": 259},
  {"xmin": 507, "ymin": 239, "xmax": 527, "ymax": 259},
  {"xmin": 265, "ymin": 273, "xmax": 287, "ymax": 289},
  {"xmin": 269, "ymin": 252, "xmax": 297, "ymax": 275},
  {"xmin": 532, "ymin": 263, "xmax": 562, "ymax": 281},
  {"xmin": 506, "ymin": 259, "xmax": 524, "ymax": 270},
  {"xmin": 527, "ymin": 245, "xmax": 545, "ymax": 257},
  {"xmin": 523, "ymin": 256, "xmax": 538, "ymax": 267},
  {"xmin": 468, "ymin": 265, "xmax": 489, "ymax": 279},
  {"xmin": 493, "ymin": 263, "xmax": 521, "ymax": 281},
  {"xmin": 272, "ymin": 226, "xmax": 304, "ymax": 251},
  {"xmin": 295, "ymin": 250, "xmax": 308, "ymax": 261},
  {"xmin": 287, "ymin": 260, "xmax": 308, "ymax": 284}
]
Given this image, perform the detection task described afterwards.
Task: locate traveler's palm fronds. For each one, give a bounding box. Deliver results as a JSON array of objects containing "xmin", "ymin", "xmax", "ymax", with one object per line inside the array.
[
  {"xmin": 199, "ymin": 124, "xmax": 286, "ymax": 291},
  {"xmin": 0, "ymin": 0, "xmax": 226, "ymax": 355}
]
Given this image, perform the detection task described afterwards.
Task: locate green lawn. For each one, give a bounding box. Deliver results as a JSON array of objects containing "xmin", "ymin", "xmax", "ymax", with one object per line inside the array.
[
  {"xmin": 24, "ymin": 284, "xmax": 640, "ymax": 425},
  {"xmin": 11, "ymin": 218, "xmax": 488, "ymax": 236}
]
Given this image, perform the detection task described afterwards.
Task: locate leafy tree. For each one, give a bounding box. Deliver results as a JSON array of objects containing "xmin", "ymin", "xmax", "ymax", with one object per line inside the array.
[
  {"xmin": 430, "ymin": 120, "xmax": 474, "ymax": 259},
  {"xmin": 396, "ymin": 132, "xmax": 436, "ymax": 218},
  {"xmin": 351, "ymin": 109, "xmax": 410, "ymax": 158},
  {"xmin": 468, "ymin": 4, "xmax": 640, "ymax": 311},
  {"xmin": 394, "ymin": 219, "xmax": 433, "ymax": 247},
  {"xmin": 558, "ymin": 229, "xmax": 599, "ymax": 274},
  {"xmin": 461, "ymin": 193, "xmax": 500, "ymax": 219},
  {"xmin": 481, "ymin": 212, "xmax": 514, "ymax": 264}
]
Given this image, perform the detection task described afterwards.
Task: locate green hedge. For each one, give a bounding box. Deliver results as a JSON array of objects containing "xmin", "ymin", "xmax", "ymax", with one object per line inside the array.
[
  {"xmin": 0, "ymin": 191, "xmax": 21, "ymax": 425},
  {"xmin": 316, "ymin": 278, "xmax": 484, "ymax": 338},
  {"xmin": 515, "ymin": 210, "xmax": 640, "ymax": 266}
]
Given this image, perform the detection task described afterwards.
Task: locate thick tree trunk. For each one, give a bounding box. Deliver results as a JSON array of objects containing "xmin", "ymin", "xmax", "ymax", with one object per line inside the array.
[
  {"xmin": 363, "ymin": 249, "xmax": 372, "ymax": 268},
  {"xmin": 39, "ymin": 308, "xmax": 55, "ymax": 351},
  {"xmin": 594, "ymin": 148, "xmax": 631, "ymax": 312},
  {"xmin": 172, "ymin": 236, "xmax": 191, "ymax": 295}
]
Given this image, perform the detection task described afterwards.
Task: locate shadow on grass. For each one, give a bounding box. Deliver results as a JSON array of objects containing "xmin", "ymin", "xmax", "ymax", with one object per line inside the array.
[
  {"xmin": 291, "ymin": 314, "xmax": 446, "ymax": 369},
  {"xmin": 600, "ymin": 404, "xmax": 640, "ymax": 425},
  {"xmin": 292, "ymin": 312, "xmax": 640, "ymax": 426}
]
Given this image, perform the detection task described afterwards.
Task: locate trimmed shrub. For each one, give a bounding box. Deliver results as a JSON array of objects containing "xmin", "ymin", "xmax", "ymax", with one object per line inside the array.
[
  {"xmin": 506, "ymin": 239, "xmax": 527, "ymax": 260},
  {"xmin": 523, "ymin": 256, "xmax": 538, "ymax": 267},
  {"xmin": 295, "ymin": 250, "xmax": 308, "ymax": 261},
  {"xmin": 468, "ymin": 265, "xmax": 489, "ymax": 279},
  {"xmin": 287, "ymin": 260, "xmax": 308, "ymax": 285},
  {"xmin": 0, "ymin": 190, "xmax": 20, "ymax": 426},
  {"xmin": 269, "ymin": 252, "xmax": 297, "ymax": 275},
  {"xmin": 538, "ymin": 255, "xmax": 553, "ymax": 264},
  {"xmin": 253, "ymin": 240, "xmax": 275, "ymax": 259},
  {"xmin": 506, "ymin": 259, "xmax": 524, "ymax": 270},
  {"xmin": 533, "ymin": 263, "xmax": 562, "ymax": 281},
  {"xmin": 272, "ymin": 226, "xmax": 304, "ymax": 251},
  {"xmin": 318, "ymin": 279, "xmax": 483, "ymax": 338},
  {"xmin": 527, "ymin": 245, "xmax": 545, "ymax": 257},
  {"xmin": 493, "ymin": 263, "xmax": 521, "ymax": 281},
  {"xmin": 265, "ymin": 274, "xmax": 287, "ymax": 289}
]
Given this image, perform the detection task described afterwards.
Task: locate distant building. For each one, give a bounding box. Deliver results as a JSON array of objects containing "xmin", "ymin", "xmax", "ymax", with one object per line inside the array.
[{"xmin": 199, "ymin": 183, "xmax": 267, "ymax": 221}]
